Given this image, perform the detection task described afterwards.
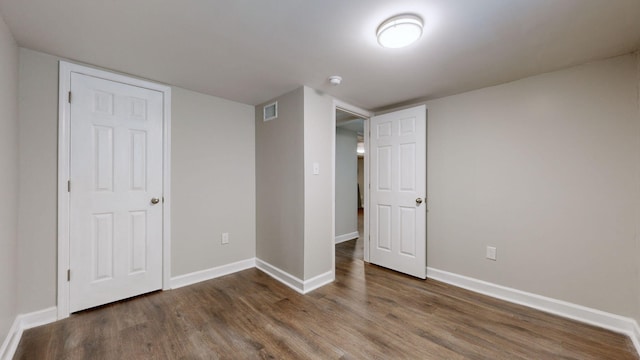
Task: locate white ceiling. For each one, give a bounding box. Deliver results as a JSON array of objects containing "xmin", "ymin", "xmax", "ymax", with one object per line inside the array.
[{"xmin": 1, "ymin": 0, "xmax": 639, "ymax": 110}]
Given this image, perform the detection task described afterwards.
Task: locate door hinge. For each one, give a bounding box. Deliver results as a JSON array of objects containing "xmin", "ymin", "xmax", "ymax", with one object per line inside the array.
[
  {"xmin": 68, "ymin": 91, "xmax": 72, "ymax": 103},
  {"xmin": 67, "ymin": 180, "xmax": 71, "ymax": 192},
  {"xmin": 67, "ymin": 269, "xmax": 71, "ymax": 282}
]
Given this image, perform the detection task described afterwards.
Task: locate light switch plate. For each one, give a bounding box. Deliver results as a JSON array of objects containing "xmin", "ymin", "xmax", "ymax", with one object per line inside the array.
[{"xmin": 486, "ymin": 246, "xmax": 497, "ymax": 261}]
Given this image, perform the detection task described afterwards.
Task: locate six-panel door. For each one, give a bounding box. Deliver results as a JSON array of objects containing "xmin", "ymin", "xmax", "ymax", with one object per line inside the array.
[
  {"xmin": 369, "ymin": 105, "xmax": 426, "ymax": 279},
  {"xmin": 69, "ymin": 73, "xmax": 164, "ymax": 312}
]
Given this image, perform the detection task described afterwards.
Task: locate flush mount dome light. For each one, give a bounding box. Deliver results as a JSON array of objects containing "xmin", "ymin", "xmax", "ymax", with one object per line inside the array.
[{"xmin": 376, "ymin": 14, "xmax": 423, "ymax": 48}]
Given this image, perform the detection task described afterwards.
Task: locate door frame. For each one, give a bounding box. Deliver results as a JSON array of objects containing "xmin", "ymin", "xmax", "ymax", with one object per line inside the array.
[
  {"xmin": 332, "ymin": 99, "xmax": 372, "ymax": 275},
  {"xmin": 57, "ymin": 61, "xmax": 172, "ymax": 319}
]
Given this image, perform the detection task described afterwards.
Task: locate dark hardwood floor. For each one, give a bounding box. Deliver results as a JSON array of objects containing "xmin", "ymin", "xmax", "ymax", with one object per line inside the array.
[
  {"xmin": 335, "ymin": 208, "xmax": 364, "ymax": 261},
  {"xmin": 15, "ymin": 212, "xmax": 638, "ymax": 359}
]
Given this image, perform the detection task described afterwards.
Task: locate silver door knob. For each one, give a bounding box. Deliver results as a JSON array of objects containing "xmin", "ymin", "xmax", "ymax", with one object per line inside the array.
[
  {"xmin": 416, "ymin": 198, "xmax": 423, "ymax": 205},
  {"xmin": 151, "ymin": 197, "xmax": 160, "ymax": 205}
]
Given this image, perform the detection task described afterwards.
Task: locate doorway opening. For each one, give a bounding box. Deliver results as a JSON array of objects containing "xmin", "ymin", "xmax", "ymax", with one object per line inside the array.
[
  {"xmin": 332, "ymin": 103, "xmax": 427, "ymax": 281},
  {"xmin": 334, "ymin": 104, "xmax": 370, "ymax": 269}
]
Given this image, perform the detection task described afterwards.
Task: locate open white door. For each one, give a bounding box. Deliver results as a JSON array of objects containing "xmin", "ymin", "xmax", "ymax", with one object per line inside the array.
[
  {"xmin": 369, "ymin": 105, "xmax": 426, "ymax": 279},
  {"xmin": 69, "ymin": 72, "xmax": 164, "ymax": 312}
]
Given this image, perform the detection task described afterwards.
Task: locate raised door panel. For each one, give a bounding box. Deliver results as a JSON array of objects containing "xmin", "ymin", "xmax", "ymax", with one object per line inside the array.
[
  {"xmin": 129, "ymin": 130, "xmax": 147, "ymax": 191},
  {"xmin": 92, "ymin": 213, "xmax": 114, "ymax": 281},
  {"xmin": 399, "ymin": 207, "xmax": 416, "ymax": 257},
  {"xmin": 377, "ymin": 146, "xmax": 392, "ymax": 191},
  {"xmin": 399, "ymin": 143, "xmax": 416, "ymax": 192},
  {"xmin": 129, "ymin": 210, "xmax": 147, "ymax": 274},
  {"xmin": 376, "ymin": 205, "xmax": 392, "ymax": 251}
]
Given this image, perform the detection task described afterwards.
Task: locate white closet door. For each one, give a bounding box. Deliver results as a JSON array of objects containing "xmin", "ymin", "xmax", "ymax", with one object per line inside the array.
[{"xmin": 69, "ymin": 72, "xmax": 164, "ymax": 312}]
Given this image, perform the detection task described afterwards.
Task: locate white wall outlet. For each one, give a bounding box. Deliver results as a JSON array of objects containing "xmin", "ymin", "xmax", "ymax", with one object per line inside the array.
[
  {"xmin": 486, "ymin": 246, "xmax": 497, "ymax": 261},
  {"xmin": 313, "ymin": 162, "xmax": 320, "ymax": 175},
  {"xmin": 221, "ymin": 232, "xmax": 229, "ymax": 245}
]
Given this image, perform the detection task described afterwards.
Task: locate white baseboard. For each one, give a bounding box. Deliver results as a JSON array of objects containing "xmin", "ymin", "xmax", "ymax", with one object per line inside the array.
[
  {"xmin": 0, "ymin": 306, "xmax": 57, "ymax": 360},
  {"xmin": 426, "ymin": 267, "xmax": 640, "ymax": 356},
  {"xmin": 0, "ymin": 317, "xmax": 21, "ymax": 360},
  {"xmin": 335, "ymin": 231, "xmax": 359, "ymax": 244},
  {"xmin": 632, "ymin": 322, "xmax": 640, "ymax": 356},
  {"xmin": 256, "ymin": 259, "xmax": 304, "ymax": 293},
  {"xmin": 170, "ymin": 258, "xmax": 256, "ymax": 289},
  {"xmin": 256, "ymin": 258, "xmax": 334, "ymax": 294},
  {"xmin": 302, "ymin": 270, "xmax": 334, "ymax": 293},
  {"xmin": 19, "ymin": 307, "xmax": 57, "ymax": 330}
]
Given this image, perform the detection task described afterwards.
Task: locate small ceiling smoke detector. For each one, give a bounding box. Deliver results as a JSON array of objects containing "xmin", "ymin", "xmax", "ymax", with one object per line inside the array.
[
  {"xmin": 328, "ymin": 75, "xmax": 342, "ymax": 86},
  {"xmin": 377, "ymin": 14, "xmax": 423, "ymax": 48}
]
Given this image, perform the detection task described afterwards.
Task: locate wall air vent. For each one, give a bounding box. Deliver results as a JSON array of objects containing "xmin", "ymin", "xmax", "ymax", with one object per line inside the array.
[{"xmin": 263, "ymin": 102, "xmax": 278, "ymax": 122}]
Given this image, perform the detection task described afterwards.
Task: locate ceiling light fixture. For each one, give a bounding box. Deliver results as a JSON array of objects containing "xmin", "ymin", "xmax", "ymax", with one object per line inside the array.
[{"xmin": 376, "ymin": 14, "xmax": 423, "ymax": 49}]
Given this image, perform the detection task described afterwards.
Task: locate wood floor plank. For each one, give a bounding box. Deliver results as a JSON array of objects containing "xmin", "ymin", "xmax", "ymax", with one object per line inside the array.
[{"xmin": 14, "ymin": 236, "xmax": 639, "ymax": 359}]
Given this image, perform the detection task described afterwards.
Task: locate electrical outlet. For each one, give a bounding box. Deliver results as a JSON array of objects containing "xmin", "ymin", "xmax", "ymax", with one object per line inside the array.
[
  {"xmin": 221, "ymin": 232, "xmax": 229, "ymax": 245},
  {"xmin": 486, "ymin": 246, "xmax": 497, "ymax": 261}
]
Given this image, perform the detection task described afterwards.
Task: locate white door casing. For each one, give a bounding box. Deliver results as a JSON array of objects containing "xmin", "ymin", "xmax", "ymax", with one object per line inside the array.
[
  {"xmin": 369, "ymin": 105, "xmax": 426, "ymax": 279},
  {"xmin": 58, "ymin": 62, "xmax": 171, "ymax": 317}
]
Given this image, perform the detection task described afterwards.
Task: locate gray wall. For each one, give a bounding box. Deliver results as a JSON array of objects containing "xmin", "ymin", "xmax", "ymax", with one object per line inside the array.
[
  {"xmin": 170, "ymin": 87, "xmax": 255, "ymax": 276},
  {"xmin": 255, "ymin": 86, "xmax": 335, "ymax": 281},
  {"xmin": 0, "ymin": 11, "xmax": 18, "ymax": 343},
  {"xmin": 426, "ymin": 53, "xmax": 640, "ymax": 320},
  {"xmin": 17, "ymin": 48, "xmax": 58, "ymax": 313},
  {"xmin": 255, "ymin": 87, "xmax": 305, "ymax": 279},
  {"xmin": 335, "ymin": 128, "xmax": 358, "ymax": 238},
  {"xmin": 303, "ymin": 87, "xmax": 333, "ymax": 279},
  {"xmin": 16, "ymin": 48, "xmax": 257, "ymax": 313}
]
